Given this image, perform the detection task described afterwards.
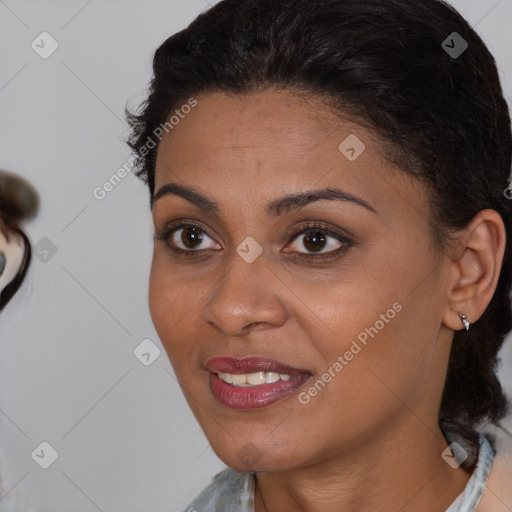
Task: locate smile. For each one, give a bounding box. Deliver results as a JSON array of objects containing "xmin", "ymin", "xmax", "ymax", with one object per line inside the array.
[{"xmin": 205, "ymin": 356, "xmax": 312, "ymax": 409}]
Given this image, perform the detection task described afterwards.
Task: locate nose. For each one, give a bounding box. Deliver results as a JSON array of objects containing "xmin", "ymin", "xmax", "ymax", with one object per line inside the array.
[{"xmin": 202, "ymin": 252, "xmax": 288, "ymax": 337}]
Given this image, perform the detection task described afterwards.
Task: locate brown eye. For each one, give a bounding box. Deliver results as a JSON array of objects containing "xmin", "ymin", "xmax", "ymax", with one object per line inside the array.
[
  {"xmin": 281, "ymin": 221, "xmax": 354, "ymax": 262},
  {"xmin": 177, "ymin": 226, "xmax": 204, "ymax": 249},
  {"xmin": 170, "ymin": 226, "xmax": 219, "ymax": 251},
  {"xmin": 302, "ymin": 231, "xmax": 327, "ymax": 252},
  {"xmin": 155, "ymin": 223, "xmax": 221, "ymax": 254},
  {"xmin": 287, "ymin": 227, "xmax": 345, "ymax": 255}
]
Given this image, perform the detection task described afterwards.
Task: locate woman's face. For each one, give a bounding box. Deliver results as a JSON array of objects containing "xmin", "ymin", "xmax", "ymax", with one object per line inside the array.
[{"xmin": 149, "ymin": 90, "xmax": 455, "ymax": 473}]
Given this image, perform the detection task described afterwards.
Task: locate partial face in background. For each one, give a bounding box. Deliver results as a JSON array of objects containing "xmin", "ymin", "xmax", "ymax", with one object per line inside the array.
[
  {"xmin": 0, "ymin": 226, "xmax": 25, "ymax": 296},
  {"xmin": 149, "ymin": 90, "xmax": 454, "ymax": 473}
]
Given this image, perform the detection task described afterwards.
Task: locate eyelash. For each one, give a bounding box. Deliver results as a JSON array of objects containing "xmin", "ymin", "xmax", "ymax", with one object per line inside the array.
[{"xmin": 155, "ymin": 221, "xmax": 353, "ymax": 262}]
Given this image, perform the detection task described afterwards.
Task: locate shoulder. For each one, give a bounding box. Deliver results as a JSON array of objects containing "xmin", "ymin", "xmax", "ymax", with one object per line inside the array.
[
  {"xmin": 476, "ymin": 438, "xmax": 512, "ymax": 512},
  {"xmin": 183, "ymin": 467, "xmax": 255, "ymax": 512}
]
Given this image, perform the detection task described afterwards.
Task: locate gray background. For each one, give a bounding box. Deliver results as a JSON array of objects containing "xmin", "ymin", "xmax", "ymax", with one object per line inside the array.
[{"xmin": 0, "ymin": 1, "xmax": 511, "ymax": 511}]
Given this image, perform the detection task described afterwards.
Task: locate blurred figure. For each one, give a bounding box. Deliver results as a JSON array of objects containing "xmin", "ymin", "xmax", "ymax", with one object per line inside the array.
[
  {"xmin": 0, "ymin": 170, "xmax": 38, "ymax": 311},
  {"xmin": 0, "ymin": 169, "xmax": 38, "ymax": 511}
]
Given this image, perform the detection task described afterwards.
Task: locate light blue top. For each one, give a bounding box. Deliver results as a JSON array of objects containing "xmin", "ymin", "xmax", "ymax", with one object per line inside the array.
[{"xmin": 183, "ymin": 430, "xmax": 494, "ymax": 512}]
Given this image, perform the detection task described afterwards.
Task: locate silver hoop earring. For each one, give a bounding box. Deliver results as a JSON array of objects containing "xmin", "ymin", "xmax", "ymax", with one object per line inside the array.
[{"xmin": 459, "ymin": 313, "xmax": 471, "ymax": 331}]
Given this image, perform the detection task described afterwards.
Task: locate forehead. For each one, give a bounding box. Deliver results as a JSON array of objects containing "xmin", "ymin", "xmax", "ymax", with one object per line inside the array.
[
  {"xmin": 156, "ymin": 90, "xmax": 377, "ymax": 181},
  {"xmin": 153, "ymin": 90, "xmax": 428, "ymax": 223}
]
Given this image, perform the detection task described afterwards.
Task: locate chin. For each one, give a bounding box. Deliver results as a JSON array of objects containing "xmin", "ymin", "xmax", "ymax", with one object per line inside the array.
[{"xmin": 212, "ymin": 439, "xmax": 305, "ymax": 474}]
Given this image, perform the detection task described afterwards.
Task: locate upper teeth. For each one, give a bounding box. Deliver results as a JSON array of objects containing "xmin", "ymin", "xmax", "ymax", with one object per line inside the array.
[{"xmin": 218, "ymin": 371, "xmax": 291, "ymax": 386}]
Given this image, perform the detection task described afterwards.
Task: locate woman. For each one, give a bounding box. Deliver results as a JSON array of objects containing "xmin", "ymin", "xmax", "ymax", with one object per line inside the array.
[
  {"xmin": 0, "ymin": 169, "xmax": 38, "ymax": 511},
  {"xmin": 0, "ymin": 170, "xmax": 36, "ymax": 312},
  {"xmin": 126, "ymin": 0, "xmax": 512, "ymax": 510}
]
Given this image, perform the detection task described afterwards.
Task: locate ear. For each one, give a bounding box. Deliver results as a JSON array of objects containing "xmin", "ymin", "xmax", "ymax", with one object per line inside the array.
[{"xmin": 442, "ymin": 209, "xmax": 506, "ymax": 331}]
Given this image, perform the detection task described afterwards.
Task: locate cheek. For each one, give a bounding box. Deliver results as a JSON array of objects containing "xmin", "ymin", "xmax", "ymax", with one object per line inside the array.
[
  {"xmin": 148, "ymin": 258, "xmax": 168, "ymax": 334},
  {"xmin": 317, "ymin": 296, "xmax": 442, "ymax": 426},
  {"xmin": 300, "ymin": 257, "xmax": 442, "ymax": 417},
  {"xmin": 148, "ymin": 251, "xmax": 193, "ymax": 329},
  {"xmin": 148, "ymin": 256, "xmax": 191, "ymax": 363},
  {"xmin": 148, "ymin": 253, "xmax": 212, "ymax": 380},
  {"xmin": 300, "ymin": 315, "xmax": 430, "ymax": 449}
]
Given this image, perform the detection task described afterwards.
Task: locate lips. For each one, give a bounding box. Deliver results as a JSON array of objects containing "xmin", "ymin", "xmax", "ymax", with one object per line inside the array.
[{"xmin": 204, "ymin": 356, "xmax": 312, "ymax": 410}]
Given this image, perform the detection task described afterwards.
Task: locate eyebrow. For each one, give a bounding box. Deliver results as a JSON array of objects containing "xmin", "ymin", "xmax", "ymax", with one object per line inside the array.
[{"xmin": 153, "ymin": 182, "xmax": 377, "ymax": 217}]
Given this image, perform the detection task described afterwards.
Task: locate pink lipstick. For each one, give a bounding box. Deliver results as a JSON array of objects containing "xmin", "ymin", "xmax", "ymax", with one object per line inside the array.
[{"xmin": 205, "ymin": 356, "xmax": 312, "ymax": 409}]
